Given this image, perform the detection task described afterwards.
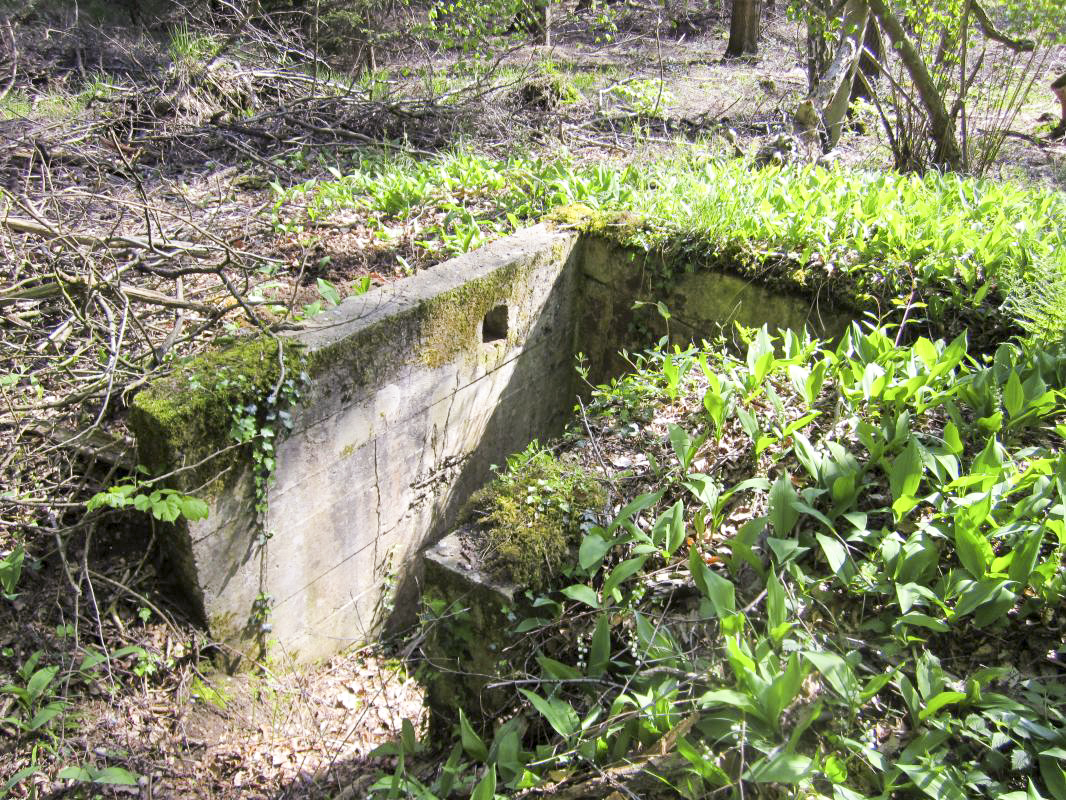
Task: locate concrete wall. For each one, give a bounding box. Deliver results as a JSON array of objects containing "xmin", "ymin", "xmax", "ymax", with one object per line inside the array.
[
  {"xmin": 135, "ymin": 225, "xmax": 582, "ymax": 663},
  {"xmin": 578, "ymin": 236, "xmax": 851, "ymax": 384},
  {"xmin": 133, "ymin": 226, "xmax": 852, "ymax": 664}
]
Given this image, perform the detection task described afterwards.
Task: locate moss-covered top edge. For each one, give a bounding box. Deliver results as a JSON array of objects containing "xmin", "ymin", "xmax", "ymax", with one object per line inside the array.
[
  {"xmin": 129, "ymin": 335, "xmax": 291, "ymax": 484},
  {"xmin": 547, "ymin": 204, "xmax": 1016, "ymax": 345}
]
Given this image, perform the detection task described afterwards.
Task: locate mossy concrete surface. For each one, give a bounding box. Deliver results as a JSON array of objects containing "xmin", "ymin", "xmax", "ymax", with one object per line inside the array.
[
  {"xmin": 132, "ymin": 222, "xmax": 856, "ymax": 664},
  {"xmin": 578, "ymin": 235, "xmax": 851, "ymax": 384},
  {"xmin": 422, "ymin": 529, "xmax": 517, "ymax": 732},
  {"xmin": 133, "ymin": 225, "xmax": 583, "ymax": 662},
  {"xmin": 130, "ymin": 336, "xmax": 286, "ymax": 490},
  {"xmin": 421, "ymin": 233, "xmax": 857, "ymax": 723}
]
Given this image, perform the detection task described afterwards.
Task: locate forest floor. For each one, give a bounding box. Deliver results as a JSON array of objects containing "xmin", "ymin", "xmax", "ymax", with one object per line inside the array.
[{"xmin": 0, "ymin": 2, "xmax": 1065, "ymax": 797}]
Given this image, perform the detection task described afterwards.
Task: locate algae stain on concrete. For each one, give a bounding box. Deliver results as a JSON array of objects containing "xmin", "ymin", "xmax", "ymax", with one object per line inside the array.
[{"xmin": 417, "ymin": 259, "xmax": 537, "ymax": 369}]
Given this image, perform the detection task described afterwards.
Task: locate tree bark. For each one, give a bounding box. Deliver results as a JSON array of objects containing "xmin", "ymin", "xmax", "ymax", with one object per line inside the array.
[
  {"xmin": 528, "ymin": 0, "xmax": 554, "ymax": 45},
  {"xmin": 849, "ymin": 14, "xmax": 882, "ymax": 104},
  {"xmin": 800, "ymin": 0, "xmax": 869, "ymax": 149},
  {"xmin": 726, "ymin": 0, "xmax": 763, "ymax": 57},
  {"xmin": 1053, "ymin": 72, "xmax": 1066, "ymax": 138},
  {"xmin": 864, "ymin": 0, "xmax": 962, "ymax": 169},
  {"xmin": 969, "ymin": 0, "xmax": 1034, "ymax": 52}
]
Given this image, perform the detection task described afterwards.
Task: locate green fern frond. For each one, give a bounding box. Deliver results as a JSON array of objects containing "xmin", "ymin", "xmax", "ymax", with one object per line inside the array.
[{"xmin": 1007, "ymin": 247, "xmax": 1066, "ymax": 347}]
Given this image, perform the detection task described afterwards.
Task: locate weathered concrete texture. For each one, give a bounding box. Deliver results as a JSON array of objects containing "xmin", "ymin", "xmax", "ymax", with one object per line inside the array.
[
  {"xmin": 421, "ymin": 528, "xmax": 517, "ymax": 732},
  {"xmin": 137, "ymin": 225, "xmax": 582, "ymax": 662},
  {"xmin": 265, "ymin": 228, "xmax": 582, "ymax": 661},
  {"xmin": 579, "ymin": 236, "xmax": 851, "ymax": 384}
]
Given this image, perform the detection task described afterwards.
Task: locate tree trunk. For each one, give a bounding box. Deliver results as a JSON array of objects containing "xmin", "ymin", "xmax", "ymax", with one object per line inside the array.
[
  {"xmin": 515, "ymin": 0, "xmax": 551, "ymax": 45},
  {"xmin": 849, "ymin": 15, "xmax": 882, "ymax": 104},
  {"xmin": 805, "ymin": 0, "xmax": 832, "ymax": 91},
  {"xmin": 864, "ymin": 0, "xmax": 962, "ymax": 169},
  {"xmin": 1053, "ymin": 72, "xmax": 1066, "ymax": 138},
  {"xmin": 799, "ymin": 0, "xmax": 869, "ymax": 150},
  {"xmin": 726, "ymin": 0, "xmax": 762, "ymax": 57}
]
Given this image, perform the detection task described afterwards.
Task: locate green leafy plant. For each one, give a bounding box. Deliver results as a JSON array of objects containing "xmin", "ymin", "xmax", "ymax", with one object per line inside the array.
[
  {"xmin": 55, "ymin": 765, "xmax": 140, "ymax": 787},
  {"xmin": 1, "ymin": 652, "xmax": 66, "ymax": 738},
  {"xmin": 465, "ymin": 442, "xmax": 606, "ymax": 590},
  {"xmin": 88, "ymin": 480, "xmax": 208, "ymax": 523},
  {"xmin": 214, "ymin": 357, "xmax": 306, "ymax": 526},
  {"xmin": 413, "ymin": 322, "xmax": 1066, "ymax": 798},
  {"xmin": 0, "ymin": 546, "xmax": 24, "ymax": 600},
  {"xmin": 608, "ymin": 78, "xmax": 673, "ymax": 117},
  {"xmin": 168, "ymin": 20, "xmax": 220, "ymax": 66},
  {"xmin": 270, "ymin": 147, "xmax": 1065, "ymax": 343}
]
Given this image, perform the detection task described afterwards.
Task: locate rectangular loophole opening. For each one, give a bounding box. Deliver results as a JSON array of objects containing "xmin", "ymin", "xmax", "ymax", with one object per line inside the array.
[{"xmin": 482, "ymin": 304, "xmax": 508, "ymax": 343}]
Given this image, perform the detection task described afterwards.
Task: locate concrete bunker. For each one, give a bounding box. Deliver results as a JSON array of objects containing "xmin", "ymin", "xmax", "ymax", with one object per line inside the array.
[{"xmin": 130, "ymin": 223, "xmax": 851, "ymax": 664}]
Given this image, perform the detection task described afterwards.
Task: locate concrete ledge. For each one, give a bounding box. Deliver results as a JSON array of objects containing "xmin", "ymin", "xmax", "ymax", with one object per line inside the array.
[{"xmin": 421, "ymin": 528, "xmax": 517, "ymax": 730}]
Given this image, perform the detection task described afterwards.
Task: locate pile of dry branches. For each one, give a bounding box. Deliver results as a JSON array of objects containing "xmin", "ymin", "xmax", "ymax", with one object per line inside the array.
[
  {"xmin": 0, "ymin": 1, "xmax": 507, "ymax": 554},
  {"xmin": 0, "ymin": 3, "xmax": 505, "ymax": 788}
]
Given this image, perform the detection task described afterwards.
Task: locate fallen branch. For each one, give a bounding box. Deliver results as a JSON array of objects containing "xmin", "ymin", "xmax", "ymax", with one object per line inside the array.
[
  {"xmin": 22, "ymin": 422, "xmax": 135, "ymax": 470},
  {"xmin": 525, "ymin": 714, "xmax": 700, "ymax": 799},
  {"xmin": 1, "ymin": 214, "xmax": 213, "ymax": 257},
  {"xmin": 0, "ymin": 271, "xmax": 218, "ymax": 313}
]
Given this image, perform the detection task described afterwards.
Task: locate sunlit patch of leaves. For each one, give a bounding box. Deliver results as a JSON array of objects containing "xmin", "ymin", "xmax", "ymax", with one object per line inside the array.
[{"xmin": 399, "ymin": 321, "xmax": 1066, "ymax": 799}]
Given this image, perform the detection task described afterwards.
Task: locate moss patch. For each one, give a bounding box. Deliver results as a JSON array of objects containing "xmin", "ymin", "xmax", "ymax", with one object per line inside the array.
[
  {"xmin": 515, "ymin": 73, "xmax": 582, "ymax": 110},
  {"xmin": 305, "ymin": 310, "xmax": 408, "ymax": 388},
  {"xmin": 546, "ymin": 204, "xmax": 644, "ymax": 240},
  {"xmin": 417, "ymin": 261, "xmax": 534, "ymax": 369},
  {"xmin": 464, "ymin": 443, "xmax": 606, "ymax": 591},
  {"xmin": 129, "ymin": 335, "xmax": 298, "ymax": 493}
]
